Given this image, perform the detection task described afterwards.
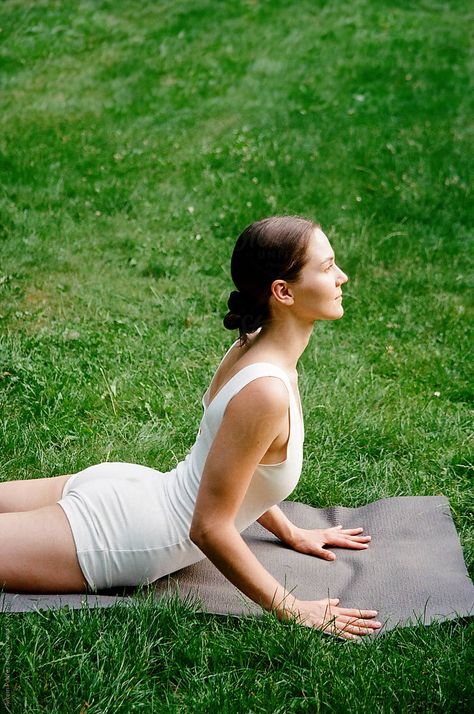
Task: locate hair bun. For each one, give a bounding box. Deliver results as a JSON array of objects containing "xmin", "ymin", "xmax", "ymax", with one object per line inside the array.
[
  {"xmin": 223, "ymin": 290, "xmax": 263, "ymax": 334},
  {"xmin": 223, "ymin": 290, "xmax": 246, "ymax": 331},
  {"xmin": 227, "ymin": 290, "xmax": 248, "ymax": 315},
  {"xmin": 223, "ymin": 311, "xmax": 242, "ymax": 331}
]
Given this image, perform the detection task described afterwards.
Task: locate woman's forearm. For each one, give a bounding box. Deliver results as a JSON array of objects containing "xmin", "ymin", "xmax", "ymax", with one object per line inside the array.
[
  {"xmin": 257, "ymin": 505, "xmax": 298, "ymax": 546},
  {"xmin": 190, "ymin": 523, "xmax": 298, "ymax": 619}
]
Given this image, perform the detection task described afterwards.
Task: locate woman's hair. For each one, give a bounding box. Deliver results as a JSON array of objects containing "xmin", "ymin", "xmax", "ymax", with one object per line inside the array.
[{"xmin": 223, "ymin": 215, "xmax": 320, "ymax": 346}]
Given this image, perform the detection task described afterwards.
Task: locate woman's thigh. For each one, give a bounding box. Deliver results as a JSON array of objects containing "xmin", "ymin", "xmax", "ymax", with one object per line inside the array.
[
  {"xmin": 0, "ymin": 504, "xmax": 88, "ymax": 593},
  {"xmin": 0, "ymin": 474, "xmax": 73, "ymax": 513}
]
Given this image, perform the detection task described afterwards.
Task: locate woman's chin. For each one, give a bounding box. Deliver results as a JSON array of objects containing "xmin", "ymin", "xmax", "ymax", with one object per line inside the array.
[
  {"xmin": 330, "ymin": 305, "xmax": 345, "ymax": 320},
  {"xmin": 312, "ymin": 303, "xmax": 345, "ymax": 321}
]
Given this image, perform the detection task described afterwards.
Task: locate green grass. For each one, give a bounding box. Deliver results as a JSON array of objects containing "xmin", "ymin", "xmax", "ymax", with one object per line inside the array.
[
  {"xmin": 0, "ymin": 0, "xmax": 473, "ymax": 711},
  {"xmin": 2, "ymin": 591, "xmax": 473, "ymax": 713}
]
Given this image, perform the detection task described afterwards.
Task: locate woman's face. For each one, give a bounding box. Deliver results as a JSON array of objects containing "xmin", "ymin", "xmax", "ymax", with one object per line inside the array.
[{"xmin": 287, "ymin": 227, "xmax": 349, "ymax": 322}]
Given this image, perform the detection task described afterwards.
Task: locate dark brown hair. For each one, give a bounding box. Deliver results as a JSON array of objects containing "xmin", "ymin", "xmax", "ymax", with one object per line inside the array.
[{"xmin": 223, "ymin": 215, "xmax": 319, "ymax": 346}]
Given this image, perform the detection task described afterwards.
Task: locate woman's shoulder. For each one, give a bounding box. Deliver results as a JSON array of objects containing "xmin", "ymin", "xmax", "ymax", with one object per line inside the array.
[
  {"xmin": 222, "ymin": 373, "xmax": 290, "ymax": 431},
  {"xmin": 208, "ymin": 332, "xmax": 258, "ymax": 401},
  {"xmin": 208, "ymin": 334, "xmax": 291, "ymax": 440},
  {"xmin": 214, "ymin": 351, "xmax": 290, "ymax": 420}
]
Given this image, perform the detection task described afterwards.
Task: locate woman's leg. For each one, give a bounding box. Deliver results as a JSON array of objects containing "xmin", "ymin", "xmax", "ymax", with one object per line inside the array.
[
  {"xmin": 0, "ymin": 503, "xmax": 88, "ymax": 593},
  {"xmin": 0, "ymin": 474, "xmax": 72, "ymax": 513}
]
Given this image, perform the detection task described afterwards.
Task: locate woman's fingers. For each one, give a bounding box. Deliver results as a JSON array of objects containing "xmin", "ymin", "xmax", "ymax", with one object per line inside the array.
[
  {"xmin": 338, "ymin": 632, "xmax": 361, "ymax": 641},
  {"xmin": 323, "ymin": 614, "xmax": 381, "ymax": 639},
  {"xmin": 298, "ymin": 599, "xmax": 380, "ymax": 640},
  {"xmin": 334, "ymin": 531, "xmax": 371, "ymax": 544},
  {"xmin": 337, "ymin": 621, "xmax": 378, "ymax": 636},
  {"xmin": 328, "ymin": 535, "xmax": 370, "ymax": 549},
  {"xmin": 330, "ymin": 526, "xmax": 364, "ymax": 534},
  {"xmin": 320, "ymin": 618, "xmax": 372, "ymax": 640},
  {"xmin": 337, "ymin": 607, "xmax": 379, "ymax": 619},
  {"xmin": 317, "ymin": 548, "xmax": 336, "ymax": 561},
  {"xmin": 339, "ymin": 540, "xmax": 370, "ymax": 549},
  {"xmin": 326, "ymin": 527, "xmax": 371, "ymax": 545},
  {"xmin": 331, "ymin": 527, "xmax": 371, "ymax": 538},
  {"xmin": 337, "ymin": 614, "xmax": 382, "ymax": 630}
]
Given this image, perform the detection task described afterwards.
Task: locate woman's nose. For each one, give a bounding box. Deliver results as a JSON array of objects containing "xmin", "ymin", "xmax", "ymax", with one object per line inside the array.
[{"xmin": 337, "ymin": 269, "xmax": 349, "ymax": 285}]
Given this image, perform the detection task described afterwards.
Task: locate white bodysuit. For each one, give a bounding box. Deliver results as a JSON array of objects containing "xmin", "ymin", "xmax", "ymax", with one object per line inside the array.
[{"xmin": 57, "ymin": 339, "xmax": 304, "ymax": 592}]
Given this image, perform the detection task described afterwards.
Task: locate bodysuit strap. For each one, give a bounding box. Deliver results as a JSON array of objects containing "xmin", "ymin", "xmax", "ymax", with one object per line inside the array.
[
  {"xmin": 202, "ymin": 361, "xmax": 304, "ymax": 451},
  {"xmin": 207, "ymin": 362, "xmax": 299, "ymax": 425}
]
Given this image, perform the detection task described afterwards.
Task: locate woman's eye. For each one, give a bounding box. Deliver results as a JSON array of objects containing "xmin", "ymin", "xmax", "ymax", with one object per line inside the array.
[{"xmin": 326, "ymin": 264, "xmax": 334, "ymax": 271}]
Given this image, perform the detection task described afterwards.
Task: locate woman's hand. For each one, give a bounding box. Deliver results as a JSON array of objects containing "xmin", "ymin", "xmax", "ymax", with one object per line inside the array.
[
  {"xmin": 290, "ymin": 525, "xmax": 371, "ymax": 561},
  {"xmin": 285, "ymin": 597, "xmax": 382, "ymax": 641}
]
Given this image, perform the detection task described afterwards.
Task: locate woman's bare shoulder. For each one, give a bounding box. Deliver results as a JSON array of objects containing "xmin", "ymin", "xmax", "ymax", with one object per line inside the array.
[
  {"xmin": 208, "ymin": 332, "xmax": 259, "ymax": 402},
  {"xmin": 228, "ymin": 374, "xmax": 289, "ymax": 413}
]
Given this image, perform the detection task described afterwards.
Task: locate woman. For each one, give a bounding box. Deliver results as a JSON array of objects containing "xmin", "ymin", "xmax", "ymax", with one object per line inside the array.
[{"xmin": 0, "ymin": 215, "xmax": 381, "ymax": 640}]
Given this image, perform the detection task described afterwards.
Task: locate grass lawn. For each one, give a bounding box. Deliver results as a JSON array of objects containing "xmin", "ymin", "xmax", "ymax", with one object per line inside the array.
[{"xmin": 0, "ymin": 0, "xmax": 473, "ymax": 711}]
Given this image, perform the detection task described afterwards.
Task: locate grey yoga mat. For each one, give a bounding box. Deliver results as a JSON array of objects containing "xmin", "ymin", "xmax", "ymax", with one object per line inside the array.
[{"xmin": 1, "ymin": 496, "xmax": 473, "ymax": 635}]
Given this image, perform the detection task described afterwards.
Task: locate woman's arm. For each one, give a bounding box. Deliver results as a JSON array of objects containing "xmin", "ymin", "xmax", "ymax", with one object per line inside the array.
[
  {"xmin": 257, "ymin": 505, "xmax": 298, "ymax": 547},
  {"xmin": 190, "ymin": 377, "xmax": 298, "ymax": 619},
  {"xmin": 257, "ymin": 505, "xmax": 372, "ymax": 561},
  {"xmin": 189, "ymin": 378, "xmax": 381, "ymax": 638}
]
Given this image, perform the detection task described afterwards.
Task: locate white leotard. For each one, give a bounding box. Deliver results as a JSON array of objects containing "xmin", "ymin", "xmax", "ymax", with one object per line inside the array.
[{"xmin": 57, "ymin": 339, "xmax": 304, "ymax": 591}]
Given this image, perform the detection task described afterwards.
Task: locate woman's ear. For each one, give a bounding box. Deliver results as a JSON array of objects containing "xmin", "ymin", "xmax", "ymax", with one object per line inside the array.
[{"xmin": 270, "ymin": 279, "xmax": 294, "ymax": 305}]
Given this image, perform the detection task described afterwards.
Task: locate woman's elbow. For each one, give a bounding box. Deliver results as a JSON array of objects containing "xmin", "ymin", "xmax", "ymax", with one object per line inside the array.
[
  {"xmin": 189, "ymin": 519, "xmax": 212, "ymax": 545},
  {"xmin": 189, "ymin": 523, "xmax": 203, "ymax": 545},
  {"xmin": 189, "ymin": 518, "xmax": 233, "ymax": 546}
]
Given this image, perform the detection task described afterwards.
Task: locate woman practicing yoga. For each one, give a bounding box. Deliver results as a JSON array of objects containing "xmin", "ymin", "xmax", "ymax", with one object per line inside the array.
[{"xmin": 0, "ymin": 215, "xmax": 381, "ymax": 640}]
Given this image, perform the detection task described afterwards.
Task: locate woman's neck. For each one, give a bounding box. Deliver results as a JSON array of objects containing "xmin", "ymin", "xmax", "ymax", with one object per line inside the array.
[{"xmin": 246, "ymin": 320, "xmax": 314, "ymax": 372}]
